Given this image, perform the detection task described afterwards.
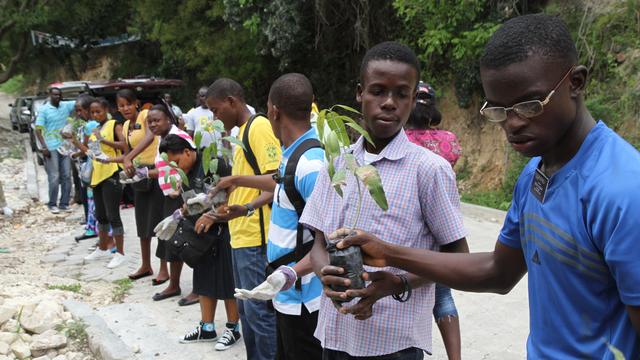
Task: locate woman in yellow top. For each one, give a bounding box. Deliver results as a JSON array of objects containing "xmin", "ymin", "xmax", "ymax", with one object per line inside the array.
[
  {"xmin": 68, "ymin": 98, "xmax": 127, "ymax": 269},
  {"xmin": 104, "ymin": 89, "xmax": 167, "ymax": 283}
]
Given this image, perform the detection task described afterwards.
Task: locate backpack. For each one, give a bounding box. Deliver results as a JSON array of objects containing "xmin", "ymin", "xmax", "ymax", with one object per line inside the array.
[{"xmin": 265, "ymin": 138, "xmax": 322, "ymax": 290}]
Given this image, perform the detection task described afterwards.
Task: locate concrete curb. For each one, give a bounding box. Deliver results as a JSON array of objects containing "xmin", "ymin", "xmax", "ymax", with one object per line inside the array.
[
  {"xmin": 63, "ymin": 300, "xmax": 135, "ymax": 360},
  {"xmin": 461, "ymin": 202, "xmax": 507, "ymax": 223},
  {"xmin": 23, "ymin": 138, "xmax": 40, "ymax": 202}
]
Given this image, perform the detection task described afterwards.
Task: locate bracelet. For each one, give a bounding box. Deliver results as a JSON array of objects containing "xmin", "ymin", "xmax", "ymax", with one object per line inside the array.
[{"xmin": 392, "ymin": 274, "xmax": 412, "ymax": 303}]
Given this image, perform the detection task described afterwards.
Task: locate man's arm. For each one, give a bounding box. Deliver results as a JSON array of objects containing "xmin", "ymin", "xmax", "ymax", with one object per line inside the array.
[
  {"xmin": 338, "ymin": 232, "xmax": 527, "ymax": 294},
  {"xmin": 215, "ymin": 174, "xmax": 277, "ymax": 194},
  {"xmin": 627, "ymin": 306, "xmax": 640, "ymax": 336},
  {"xmin": 35, "ymin": 127, "xmax": 50, "ymax": 157}
]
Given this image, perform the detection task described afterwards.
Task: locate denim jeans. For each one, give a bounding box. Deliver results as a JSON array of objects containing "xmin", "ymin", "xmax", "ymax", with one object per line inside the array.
[
  {"xmin": 433, "ymin": 283, "xmax": 458, "ymax": 321},
  {"xmin": 232, "ymin": 246, "xmax": 277, "ymax": 360},
  {"xmin": 322, "ymin": 347, "xmax": 424, "ymax": 360},
  {"xmin": 44, "ymin": 150, "xmax": 72, "ymax": 208}
]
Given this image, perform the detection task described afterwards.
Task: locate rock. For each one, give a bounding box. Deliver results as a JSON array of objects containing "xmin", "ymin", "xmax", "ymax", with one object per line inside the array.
[
  {"xmin": 64, "ymin": 351, "xmax": 82, "ymax": 360},
  {"xmin": 17, "ymin": 334, "xmax": 29, "ymax": 343},
  {"xmin": 10, "ymin": 340, "xmax": 30, "ymax": 359},
  {"xmin": 0, "ymin": 342, "xmax": 9, "ymax": 355},
  {"xmin": 52, "ymin": 356, "xmax": 66, "ymax": 360},
  {"xmin": 33, "ymin": 356, "xmax": 50, "ymax": 360},
  {"xmin": 0, "ymin": 307, "xmax": 16, "ymax": 326},
  {"xmin": 60, "ymin": 312, "xmax": 71, "ymax": 322},
  {"xmin": 0, "ymin": 355, "xmax": 13, "ymax": 360},
  {"xmin": 0, "ymin": 320, "xmax": 21, "ymax": 333},
  {"xmin": 45, "ymin": 350, "xmax": 57, "ymax": 358},
  {"xmin": 30, "ymin": 330, "xmax": 67, "ymax": 353},
  {"xmin": 21, "ymin": 301, "xmax": 64, "ymax": 334},
  {"xmin": 0, "ymin": 333, "xmax": 16, "ymax": 345}
]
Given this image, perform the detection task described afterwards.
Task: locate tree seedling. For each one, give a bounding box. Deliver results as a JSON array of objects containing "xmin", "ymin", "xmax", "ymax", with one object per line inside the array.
[{"xmin": 317, "ymin": 105, "xmax": 388, "ymax": 299}]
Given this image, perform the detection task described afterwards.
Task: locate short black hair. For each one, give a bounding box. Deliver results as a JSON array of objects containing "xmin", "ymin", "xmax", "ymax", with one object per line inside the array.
[
  {"xmin": 206, "ymin": 78, "xmax": 245, "ymax": 102},
  {"xmin": 408, "ymin": 102, "xmax": 442, "ymax": 128},
  {"xmin": 480, "ymin": 14, "xmax": 578, "ymax": 69},
  {"xmin": 76, "ymin": 94, "xmax": 96, "ymax": 110},
  {"xmin": 359, "ymin": 41, "xmax": 420, "ymax": 86},
  {"xmin": 116, "ymin": 88, "xmax": 138, "ymax": 103},
  {"xmin": 49, "ymin": 87, "xmax": 61, "ymax": 94},
  {"xmin": 149, "ymin": 103, "xmax": 178, "ymax": 125},
  {"xmin": 268, "ymin": 73, "xmax": 313, "ymax": 122},
  {"xmin": 90, "ymin": 97, "xmax": 110, "ymax": 110},
  {"xmin": 159, "ymin": 134, "xmax": 195, "ymax": 154}
]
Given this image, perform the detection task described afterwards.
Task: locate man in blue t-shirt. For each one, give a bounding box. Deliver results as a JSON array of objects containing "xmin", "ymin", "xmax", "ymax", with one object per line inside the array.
[
  {"xmin": 333, "ymin": 14, "xmax": 640, "ymax": 359},
  {"xmin": 35, "ymin": 87, "xmax": 76, "ymax": 214},
  {"xmin": 211, "ymin": 73, "xmax": 323, "ymax": 359}
]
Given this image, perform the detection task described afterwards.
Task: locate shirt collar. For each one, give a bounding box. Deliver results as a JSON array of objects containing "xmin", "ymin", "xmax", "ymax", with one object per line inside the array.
[
  {"xmin": 351, "ymin": 129, "xmax": 410, "ymax": 162},
  {"xmin": 283, "ymin": 127, "xmax": 317, "ymax": 156}
]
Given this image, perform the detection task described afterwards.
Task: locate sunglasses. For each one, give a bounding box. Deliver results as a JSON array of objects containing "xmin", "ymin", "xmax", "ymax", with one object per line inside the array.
[{"xmin": 480, "ymin": 67, "xmax": 574, "ymax": 123}]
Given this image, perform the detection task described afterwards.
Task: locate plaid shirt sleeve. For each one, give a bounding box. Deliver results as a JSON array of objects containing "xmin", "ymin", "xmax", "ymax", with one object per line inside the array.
[
  {"xmin": 419, "ymin": 156, "xmax": 467, "ymax": 246},
  {"xmin": 299, "ymin": 165, "xmax": 330, "ymax": 235}
]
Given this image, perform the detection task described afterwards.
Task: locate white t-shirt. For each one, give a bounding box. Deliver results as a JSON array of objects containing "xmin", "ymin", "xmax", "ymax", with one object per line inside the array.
[{"xmin": 183, "ymin": 106, "xmax": 220, "ymax": 148}]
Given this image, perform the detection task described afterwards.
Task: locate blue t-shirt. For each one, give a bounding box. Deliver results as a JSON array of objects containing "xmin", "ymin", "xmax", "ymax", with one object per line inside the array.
[
  {"xmin": 499, "ymin": 121, "xmax": 640, "ymax": 359},
  {"xmin": 35, "ymin": 100, "xmax": 75, "ymax": 150},
  {"xmin": 267, "ymin": 127, "xmax": 324, "ymax": 316}
]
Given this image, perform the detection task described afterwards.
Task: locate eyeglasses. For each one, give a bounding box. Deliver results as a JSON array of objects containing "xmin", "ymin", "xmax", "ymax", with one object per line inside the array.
[{"xmin": 479, "ymin": 67, "xmax": 574, "ymax": 123}]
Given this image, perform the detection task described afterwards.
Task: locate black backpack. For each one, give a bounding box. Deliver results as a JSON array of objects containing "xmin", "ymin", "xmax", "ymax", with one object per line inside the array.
[{"xmin": 266, "ymin": 137, "xmax": 322, "ymax": 290}]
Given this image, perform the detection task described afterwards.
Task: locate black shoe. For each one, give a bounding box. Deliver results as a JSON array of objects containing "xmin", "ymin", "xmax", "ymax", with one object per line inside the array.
[
  {"xmin": 180, "ymin": 323, "xmax": 217, "ymax": 343},
  {"xmin": 75, "ymin": 232, "xmax": 98, "ymax": 242},
  {"xmin": 215, "ymin": 327, "xmax": 241, "ymax": 351}
]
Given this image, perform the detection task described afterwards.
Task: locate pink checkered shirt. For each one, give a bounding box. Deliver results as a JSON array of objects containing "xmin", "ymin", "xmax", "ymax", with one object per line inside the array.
[{"xmin": 299, "ymin": 130, "xmax": 467, "ymax": 356}]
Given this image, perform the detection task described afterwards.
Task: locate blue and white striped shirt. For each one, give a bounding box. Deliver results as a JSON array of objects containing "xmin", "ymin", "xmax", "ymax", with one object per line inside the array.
[{"xmin": 267, "ymin": 127, "xmax": 324, "ymax": 315}]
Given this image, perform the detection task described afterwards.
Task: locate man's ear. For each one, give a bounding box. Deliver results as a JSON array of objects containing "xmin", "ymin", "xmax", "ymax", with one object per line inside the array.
[
  {"xmin": 570, "ymin": 65, "xmax": 588, "ymax": 98},
  {"xmin": 356, "ymin": 83, "xmax": 363, "ymax": 103},
  {"xmin": 272, "ymin": 104, "xmax": 280, "ymax": 122}
]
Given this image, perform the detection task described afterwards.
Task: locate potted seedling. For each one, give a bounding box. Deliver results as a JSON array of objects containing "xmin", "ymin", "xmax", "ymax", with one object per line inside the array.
[
  {"xmin": 162, "ymin": 119, "xmax": 245, "ymax": 215},
  {"xmin": 317, "ymin": 105, "xmax": 388, "ymax": 298}
]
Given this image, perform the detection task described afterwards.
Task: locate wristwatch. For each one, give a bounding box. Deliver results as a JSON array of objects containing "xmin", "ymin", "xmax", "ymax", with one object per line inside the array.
[{"xmin": 244, "ymin": 203, "xmax": 255, "ymax": 217}]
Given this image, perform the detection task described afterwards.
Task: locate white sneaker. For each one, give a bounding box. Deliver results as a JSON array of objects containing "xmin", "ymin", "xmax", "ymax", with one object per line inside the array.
[
  {"xmin": 84, "ymin": 248, "xmax": 112, "ymax": 261},
  {"xmin": 107, "ymin": 253, "xmax": 127, "ymax": 269},
  {"xmin": 49, "ymin": 206, "xmax": 60, "ymax": 214}
]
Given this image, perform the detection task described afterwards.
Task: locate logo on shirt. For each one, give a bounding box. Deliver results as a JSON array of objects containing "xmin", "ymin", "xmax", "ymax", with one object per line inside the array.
[
  {"xmin": 266, "ymin": 143, "xmax": 278, "ymax": 161},
  {"xmin": 531, "ymin": 250, "xmax": 541, "ymax": 265}
]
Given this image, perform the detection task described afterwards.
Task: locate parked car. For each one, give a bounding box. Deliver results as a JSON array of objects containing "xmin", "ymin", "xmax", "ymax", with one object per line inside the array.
[{"xmin": 8, "ymin": 96, "xmax": 34, "ymax": 133}]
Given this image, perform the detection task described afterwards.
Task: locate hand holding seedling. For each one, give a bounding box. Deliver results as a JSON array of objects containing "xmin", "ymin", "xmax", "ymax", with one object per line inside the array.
[{"xmin": 330, "ymin": 228, "xmax": 390, "ymax": 268}]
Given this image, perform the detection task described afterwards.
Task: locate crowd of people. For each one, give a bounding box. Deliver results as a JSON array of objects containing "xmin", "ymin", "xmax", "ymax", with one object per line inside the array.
[{"xmin": 31, "ymin": 13, "xmax": 639, "ymax": 360}]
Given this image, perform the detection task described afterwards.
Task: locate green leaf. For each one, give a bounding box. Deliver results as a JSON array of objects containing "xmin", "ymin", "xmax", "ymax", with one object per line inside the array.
[
  {"xmin": 330, "ymin": 169, "xmax": 347, "ymax": 197},
  {"xmin": 213, "ymin": 120, "xmax": 225, "ymax": 132},
  {"xmin": 170, "ymin": 176, "xmax": 178, "ymax": 191},
  {"xmin": 194, "ymin": 131, "xmax": 203, "ymax": 148},
  {"xmin": 202, "ymin": 146, "xmax": 211, "ymax": 175},
  {"xmin": 177, "ymin": 168, "xmax": 189, "ymax": 187},
  {"xmin": 343, "ymin": 153, "xmax": 358, "ymax": 172},
  {"xmin": 209, "ymin": 158, "xmax": 219, "ymax": 175},
  {"xmin": 355, "ymin": 165, "xmax": 388, "ymax": 211},
  {"xmin": 325, "ymin": 111, "xmax": 350, "ymax": 146},
  {"xmin": 328, "ymin": 158, "xmax": 336, "ymax": 180},
  {"xmin": 332, "ymin": 104, "xmax": 360, "ymax": 115},
  {"xmin": 210, "ymin": 141, "xmax": 217, "ymax": 158},
  {"xmin": 223, "ymin": 136, "xmax": 246, "ymax": 151},
  {"xmin": 606, "ymin": 343, "xmax": 626, "ymax": 360},
  {"xmin": 317, "ymin": 109, "xmax": 327, "ymax": 144},
  {"xmin": 160, "ymin": 152, "xmax": 169, "ymax": 162},
  {"xmin": 169, "ymin": 161, "xmax": 178, "ymax": 167},
  {"xmin": 325, "ymin": 131, "xmax": 341, "ymax": 159},
  {"xmin": 342, "ymin": 116, "xmax": 374, "ymax": 146},
  {"xmin": 163, "ymin": 169, "xmax": 170, "ymax": 184}
]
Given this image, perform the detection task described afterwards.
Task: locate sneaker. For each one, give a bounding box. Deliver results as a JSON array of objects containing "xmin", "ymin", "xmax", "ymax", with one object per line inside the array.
[
  {"xmin": 49, "ymin": 206, "xmax": 60, "ymax": 214},
  {"xmin": 59, "ymin": 206, "xmax": 73, "ymax": 212},
  {"xmin": 215, "ymin": 327, "xmax": 241, "ymax": 351},
  {"xmin": 180, "ymin": 323, "xmax": 217, "ymax": 344},
  {"xmin": 107, "ymin": 253, "xmax": 127, "ymax": 269},
  {"xmin": 84, "ymin": 248, "xmax": 112, "ymax": 261}
]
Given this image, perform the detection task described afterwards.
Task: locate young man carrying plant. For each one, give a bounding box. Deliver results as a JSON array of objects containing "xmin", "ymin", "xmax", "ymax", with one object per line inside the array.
[
  {"xmin": 213, "ymin": 73, "xmax": 324, "ymax": 359},
  {"xmin": 335, "ymin": 15, "xmax": 640, "ymax": 359},
  {"xmin": 205, "ymin": 78, "xmax": 280, "ymax": 360},
  {"xmin": 299, "ymin": 42, "xmax": 469, "ymax": 359}
]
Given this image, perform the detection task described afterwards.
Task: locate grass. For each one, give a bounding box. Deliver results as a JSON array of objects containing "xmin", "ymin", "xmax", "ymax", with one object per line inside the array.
[
  {"xmin": 56, "ymin": 320, "xmax": 88, "ymax": 347},
  {"xmin": 47, "ymin": 283, "xmax": 82, "ymax": 293},
  {"xmin": 461, "ymin": 190, "xmax": 512, "ymax": 211},
  {"xmin": 112, "ymin": 278, "xmax": 133, "ymax": 302},
  {"xmin": 0, "ymin": 75, "xmax": 26, "ymax": 95}
]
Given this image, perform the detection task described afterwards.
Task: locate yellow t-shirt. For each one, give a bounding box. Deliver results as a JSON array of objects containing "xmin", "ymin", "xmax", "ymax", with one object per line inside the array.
[
  {"xmin": 228, "ymin": 115, "xmax": 282, "ymax": 249},
  {"xmin": 90, "ymin": 119, "xmax": 120, "ymax": 186},
  {"xmin": 123, "ymin": 110, "xmax": 158, "ymax": 165}
]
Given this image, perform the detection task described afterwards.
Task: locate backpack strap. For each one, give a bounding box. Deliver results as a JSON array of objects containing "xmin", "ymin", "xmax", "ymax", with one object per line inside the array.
[
  {"xmin": 241, "ymin": 113, "xmax": 268, "ymax": 253},
  {"xmin": 273, "ymin": 138, "xmax": 322, "ymax": 290}
]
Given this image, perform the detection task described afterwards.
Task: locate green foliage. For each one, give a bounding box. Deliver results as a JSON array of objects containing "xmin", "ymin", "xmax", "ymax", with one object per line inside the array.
[
  {"xmin": 0, "ymin": 75, "xmax": 26, "ymax": 95},
  {"xmin": 318, "ymin": 105, "xmax": 388, "ymax": 228},
  {"xmin": 48, "ymin": 283, "xmax": 82, "ymax": 293},
  {"xmin": 55, "ymin": 320, "xmax": 88, "ymax": 347},
  {"xmin": 112, "ymin": 278, "xmax": 133, "ymax": 303}
]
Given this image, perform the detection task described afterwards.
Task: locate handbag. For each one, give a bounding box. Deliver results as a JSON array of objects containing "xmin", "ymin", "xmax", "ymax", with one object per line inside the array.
[
  {"xmin": 169, "ymin": 218, "xmax": 220, "ymax": 267},
  {"xmin": 80, "ymin": 160, "xmax": 93, "ymax": 185}
]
